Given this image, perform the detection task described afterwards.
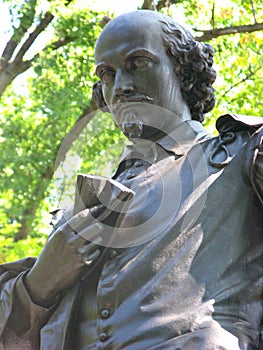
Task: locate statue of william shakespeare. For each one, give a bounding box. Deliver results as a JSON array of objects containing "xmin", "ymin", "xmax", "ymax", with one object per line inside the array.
[{"xmin": 0, "ymin": 10, "xmax": 262, "ymax": 350}]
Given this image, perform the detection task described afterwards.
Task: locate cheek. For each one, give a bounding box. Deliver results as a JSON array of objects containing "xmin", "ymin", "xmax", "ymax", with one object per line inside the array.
[
  {"xmin": 102, "ymin": 85, "xmax": 112, "ymax": 105},
  {"xmin": 158, "ymin": 80, "xmax": 175, "ymax": 105},
  {"xmin": 152, "ymin": 67, "xmax": 176, "ymax": 104},
  {"xmin": 167, "ymin": 83, "xmax": 181, "ymax": 101}
]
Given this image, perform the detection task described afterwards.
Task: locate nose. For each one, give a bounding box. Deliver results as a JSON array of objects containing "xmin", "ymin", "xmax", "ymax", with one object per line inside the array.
[{"xmin": 114, "ymin": 69, "xmax": 134, "ymax": 97}]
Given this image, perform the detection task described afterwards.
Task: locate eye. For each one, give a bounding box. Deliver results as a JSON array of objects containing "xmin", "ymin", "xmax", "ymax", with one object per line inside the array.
[
  {"xmin": 130, "ymin": 57, "xmax": 151, "ymax": 70},
  {"xmin": 99, "ymin": 68, "xmax": 115, "ymax": 84}
]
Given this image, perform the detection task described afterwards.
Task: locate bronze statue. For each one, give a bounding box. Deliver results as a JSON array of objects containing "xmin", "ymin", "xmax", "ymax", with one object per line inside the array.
[{"xmin": 0, "ymin": 10, "xmax": 262, "ymax": 350}]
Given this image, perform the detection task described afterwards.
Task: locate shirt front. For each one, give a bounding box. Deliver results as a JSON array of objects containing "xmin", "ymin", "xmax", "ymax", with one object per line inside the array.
[{"xmin": 73, "ymin": 117, "xmax": 263, "ymax": 350}]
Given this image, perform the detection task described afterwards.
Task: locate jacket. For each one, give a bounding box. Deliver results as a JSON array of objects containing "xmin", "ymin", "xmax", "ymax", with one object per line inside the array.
[{"xmin": 0, "ymin": 114, "xmax": 262, "ymax": 350}]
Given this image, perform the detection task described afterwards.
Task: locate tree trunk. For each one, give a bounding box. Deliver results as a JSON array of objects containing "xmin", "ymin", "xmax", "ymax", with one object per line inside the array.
[
  {"xmin": 14, "ymin": 166, "xmax": 54, "ymax": 241},
  {"xmin": 0, "ymin": 60, "xmax": 32, "ymax": 97},
  {"xmin": 14, "ymin": 206, "xmax": 37, "ymax": 241},
  {"xmin": 14, "ymin": 104, "xmax": 97, "ymax": 241}
]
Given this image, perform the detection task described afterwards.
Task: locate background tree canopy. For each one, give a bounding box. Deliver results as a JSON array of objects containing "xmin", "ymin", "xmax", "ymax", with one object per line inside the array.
[{"xmin": 0, "ymin": 0, "xmax": 262, "ymax": 262}]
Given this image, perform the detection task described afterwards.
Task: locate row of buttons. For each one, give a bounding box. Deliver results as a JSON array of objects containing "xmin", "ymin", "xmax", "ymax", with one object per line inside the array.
[
  {"xmin": 100, "ymin": 309, "xmax": 110, "ymax": 318},
  {"xmin": 99, "ymin": 332, "xmax": 108, "ymax": 341},
  {"xmin": 99, "ymin": 309, "xmax": 110, "ymax": 341},
  {"xmin": 97, "ymin": 160, "xmax": 146, "ymax": 343}
]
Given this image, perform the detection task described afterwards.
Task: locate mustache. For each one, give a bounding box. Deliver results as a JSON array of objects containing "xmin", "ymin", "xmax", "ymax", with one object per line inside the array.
[
  {"xmin": 115, "ymin": 94, "xmax": 154, "ymax": 104},
  {"xmin": 111, "ymin": 94, "xmax": 154, "ymax": 115}
]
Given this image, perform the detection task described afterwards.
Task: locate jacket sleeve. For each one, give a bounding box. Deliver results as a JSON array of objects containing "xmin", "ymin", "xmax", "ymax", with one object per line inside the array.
[
  {"xmin": 0, "ymin": 208, "xmax": 74, "ymax": 350},
  {"xmin": 0, "ymin": 258, "xmax": 57, "ymax": 350},
  {"xmin": 215, "ymin": 113, "xmax": 263, "ymax": 203},
  {"xmin": 250, "ymin": 127, "xmax": 263, "ymax": 204}
]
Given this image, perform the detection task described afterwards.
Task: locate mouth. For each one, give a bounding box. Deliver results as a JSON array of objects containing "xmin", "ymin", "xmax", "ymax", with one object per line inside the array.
[
  {"xmin": 109, "ymin": 95, "xmax": 155, "ymax": 140},
  {"xmin": 119, "ymin": 95, "xmax": 154, "ymax": 103},
  {"xmin": 111, "ymin": 95, "xmax": 154, "ymax": 117},
  {"xmin": 117, "ymin": 112, "xmax": 143, "ymax": 139}
]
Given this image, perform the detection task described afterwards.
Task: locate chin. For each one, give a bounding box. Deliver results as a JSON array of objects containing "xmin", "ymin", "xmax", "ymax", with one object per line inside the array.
[{"xmin": 125, "ymin": 125, "xmax": 166, "ymax": 142}]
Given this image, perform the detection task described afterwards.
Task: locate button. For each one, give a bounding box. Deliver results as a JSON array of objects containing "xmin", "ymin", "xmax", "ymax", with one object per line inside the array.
[
  {"xmin": 125, "ymin": 159, "xmax": 133, "ymax": 168},
  {"xmin": 134, "ymin": 160, "xmax": 143, "ymax": 167},
  {"xmin": 100, "ymin": 309, "xmax": 110, "ymax": 318},
  {"xmin": 99, "ymin": 332, "xmax": 108, "ymax": 341},
  {"xmin": 109, "ymin": 250, "xmax": 117, "ymax": 258},
  {"xmin": 126, "ymin": 172, "xmax": 135, "ymax": 179}
]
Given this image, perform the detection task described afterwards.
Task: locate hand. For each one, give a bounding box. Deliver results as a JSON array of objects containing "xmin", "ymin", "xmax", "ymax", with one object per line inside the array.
[
  {"xmin": 25, "ymin": 205, "xmax": 105, "ymax": 307},
  {"xmin": 24, "ymin": 183, "xmax": 134, "ymax": 307}
]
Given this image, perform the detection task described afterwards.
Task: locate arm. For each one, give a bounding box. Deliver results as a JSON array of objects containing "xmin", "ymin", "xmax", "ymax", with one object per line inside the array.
[
  {"xmin": 0, "ymin": 208, "xmax": 104, "ymax": 350},
  {"xmin": 253, "ymin": 135, "xmax": 263, "ymax": 202},
  {"xmin": 0, "ymin": 267, "xmax": 56, "ymax": 349},
  {"xmin": 251, "ymin": 129, "xmax": 263, "ymax": 203},
  {"xmin": 0, "ymin": 179, "xmax": 133, "ymax": 349}
]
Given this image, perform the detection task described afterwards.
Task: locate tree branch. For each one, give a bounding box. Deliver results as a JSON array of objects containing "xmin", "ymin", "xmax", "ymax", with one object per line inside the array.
[
  {"xmin": 250, "ymin": 0, "xmax": 257, "ymax": 23},
  {"xmin": 1, "ymin": 39, "xmax": 19, "ymax": 67},
  {"xmin": 54, "ymin": 101, "xmax": 97, "ymax": 171},
  {"xmin": 14, "ymin": 12, "xmax": 54, "ymax": 63},
  {"xmin": 44, "ymin": 36, "xmax": 76, "ymax": 52},
  {"xmin": 195, "ymin": 22, "xmax": 263, "ymax": 41},
  {"xmin": 211, "ymin": 1, "xmax": 215, "ymax": 30},
  {"xmin": 141, "ymin": 0, "xmax": 180, "ymax": 11},
  {"xmin": 0, "ymin": 0, "xmax": 40, "ymax": 70},
  {"xmin": 222, "ymin": 65, "xmax": 261, "ymax": 97},
  {"xmin": 141, "ymin": 0, "xmax": 154, "ymax": 10},
  {"xmin": 14, "ymin": 0, "xmax": 75, "ymax": 63}
]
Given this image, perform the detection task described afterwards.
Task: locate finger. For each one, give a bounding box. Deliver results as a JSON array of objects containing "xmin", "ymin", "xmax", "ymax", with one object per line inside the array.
[
  {"xmin": 95, "ymin": 190, "xmax": 134, "ymax": 223},
  {"xmin": 67, "ymin": 208, "xmax": 104, "ymax": 233},
  {"xmin": 76, "ymin": 236, "xmax": 103, "ymax": 254},
  {"xmin": 89, "ymin": 204, "xmax": 106, "ymax": 218},
  {"xmin": 82, "ymin": 249, "xmax": 101, "ymax": 266},
  {"xmin": 77, "ymin": 222, "xmax": 103, "ymax": 241}
]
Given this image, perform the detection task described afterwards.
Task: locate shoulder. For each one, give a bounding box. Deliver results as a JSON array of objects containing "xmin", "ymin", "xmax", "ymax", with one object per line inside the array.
[
  {"xmin": 216, "ymin": 113, "xmax": 263, "ymax": 153},
  {"xmin": 216, "ymin": 113, "xmax": 263, "ymax": 133},
  {"xmin": 207, "ymin": 113, "xmax": 263, "ymax": 169}
]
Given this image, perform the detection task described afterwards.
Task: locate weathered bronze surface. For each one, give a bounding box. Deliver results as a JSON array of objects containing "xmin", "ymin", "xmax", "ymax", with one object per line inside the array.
[{"xmin": 0, "ymin": 10, "xmax": 262, "ymax": 350}]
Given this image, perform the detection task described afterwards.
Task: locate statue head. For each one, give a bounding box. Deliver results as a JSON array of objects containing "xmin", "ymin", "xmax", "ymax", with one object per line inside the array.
[{"xmin": 93, "ymin": 10, "xmax": 216, "ymax": 139}]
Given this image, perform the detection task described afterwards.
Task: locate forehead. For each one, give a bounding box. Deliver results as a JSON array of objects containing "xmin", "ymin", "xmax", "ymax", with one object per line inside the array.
[{"xmin": 95, "ymin": 16, "xmax": 164, "ymax": 65}]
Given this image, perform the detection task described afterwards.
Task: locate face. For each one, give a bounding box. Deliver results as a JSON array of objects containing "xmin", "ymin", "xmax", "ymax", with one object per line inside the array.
[{"xmin": 95, "ymin": 13, "xmax": 191, "ymax": 140}]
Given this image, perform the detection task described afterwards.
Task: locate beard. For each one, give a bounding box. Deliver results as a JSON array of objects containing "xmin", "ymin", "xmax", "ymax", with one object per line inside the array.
[
  {"xmin": 116, "ymin": 112, "xmax": 166, "ymax": 142},
  {"xmin": 121, "ymin": 122, "xmax": 166, "ymax": 142},
  {"xmin": 121, "ymin": 118, "xmax": 143, "ymax": 139}
]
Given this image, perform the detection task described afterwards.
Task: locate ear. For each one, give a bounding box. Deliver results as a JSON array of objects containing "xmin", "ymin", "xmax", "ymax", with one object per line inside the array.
[{"xmin": 92, "ymin": 81, "xmax": 110, "ymax": 112}]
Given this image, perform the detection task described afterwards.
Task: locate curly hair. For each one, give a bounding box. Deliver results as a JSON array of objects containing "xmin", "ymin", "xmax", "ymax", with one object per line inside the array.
[{"xmin": 160, "ymin": 19, "xmax": 217, "ymax": 122}]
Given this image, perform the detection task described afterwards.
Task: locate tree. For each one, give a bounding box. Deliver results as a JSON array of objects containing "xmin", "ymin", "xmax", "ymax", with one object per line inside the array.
[
  {"xmin": 1, "ymin": 0, "xmax": 262, "ymax": 98},
  {"xmin": 0, "ymin": 0, "xmax": 262, "ymax": 262},
  {"xmin": 142, "ymin": 0, "xmax": 263, "ymax": 41},
  {"xmin": 0, "ymin": 1, "xmax": 119, "ymax": 261}
]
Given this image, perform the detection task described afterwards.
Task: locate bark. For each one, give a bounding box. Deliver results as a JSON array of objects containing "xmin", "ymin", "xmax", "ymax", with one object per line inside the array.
[{"xmin": 0, "ymin": 59, "xmax": 33, "ymax": 96}]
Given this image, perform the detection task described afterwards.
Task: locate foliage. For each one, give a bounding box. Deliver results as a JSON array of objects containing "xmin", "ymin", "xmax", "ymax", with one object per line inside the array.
[
  {"xmin": 167, "ymin": 0, "xmax": 263, "ymax": 129},
  {"xmin": 0, "ymin": 1, "xmax": 112, "ymax": 261},
  {"xmin": 0, "ymin": 0, "xmax": 262, "ymax": 262}
]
